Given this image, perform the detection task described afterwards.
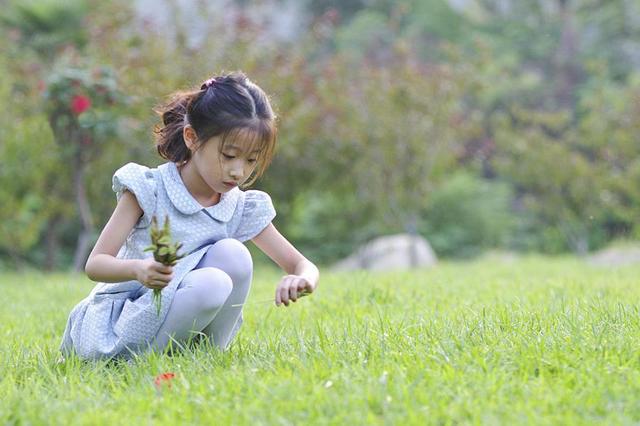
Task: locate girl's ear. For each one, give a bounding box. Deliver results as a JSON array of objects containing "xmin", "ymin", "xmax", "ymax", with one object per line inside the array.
[{"xmin": 183, "ymin": 125, "xmax": 198, "ymax": 151}]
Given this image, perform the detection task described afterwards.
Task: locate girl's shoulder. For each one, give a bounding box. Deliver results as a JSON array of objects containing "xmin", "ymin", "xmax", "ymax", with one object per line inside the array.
[
  {"xmin": 238, "ymin": 189, "xmax": 276, "ymax": 218},
  {"xmin": 231, "ymin": 189, "xmax": 276, "ymax": 242},
  {"xmin": 112, "ymin": 162, "xmax": 162, "ymax": 227},
  {"xmin": 112, "ymin": 162, "xmax": 161, "ymax": 199},
  {"xmin": 241, "ymin": 189, "xmax": 272, "ymax": 204},
  {"xmin": 112, "ymin": 162, "xmax": 160, "ymax": 183}
]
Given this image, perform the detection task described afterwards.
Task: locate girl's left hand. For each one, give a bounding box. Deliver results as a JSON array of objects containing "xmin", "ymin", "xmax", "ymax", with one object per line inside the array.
[{"xmin": 275, "ymin": 275, "xmax": 314, "ymax": 307}]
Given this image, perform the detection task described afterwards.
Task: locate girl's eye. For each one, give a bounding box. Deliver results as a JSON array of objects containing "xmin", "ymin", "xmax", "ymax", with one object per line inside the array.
[
  {"xmin": 222, "ymin": 153, "xmax": 235, "ymax": 160},
  {"xmin": 248, "ymin": 159, "xmax": 257, "ymax": 164}
]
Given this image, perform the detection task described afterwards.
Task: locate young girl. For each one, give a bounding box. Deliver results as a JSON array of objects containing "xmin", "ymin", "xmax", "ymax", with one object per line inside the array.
[{"xmin": 60, "ymin": 72, "xmax": 319, "ymax": 360}]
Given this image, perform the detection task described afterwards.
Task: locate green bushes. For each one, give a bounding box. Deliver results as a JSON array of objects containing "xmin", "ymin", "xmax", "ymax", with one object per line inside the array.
[{"xmin": 419, "ymin": 172, "xmax": 514, "ymax": 259}]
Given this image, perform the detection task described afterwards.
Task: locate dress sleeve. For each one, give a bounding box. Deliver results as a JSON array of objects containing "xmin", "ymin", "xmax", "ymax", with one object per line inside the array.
[
  {"xmin": 112, "ymin": 162, "xmax": 157, "ymax": 228},
  {"xmin": 233, "ymin": 190, "xmax": 276, "ymax": 242}
]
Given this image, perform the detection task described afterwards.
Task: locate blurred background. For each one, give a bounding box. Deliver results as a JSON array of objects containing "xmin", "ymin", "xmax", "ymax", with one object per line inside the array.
[{"xmin": 0, "ymin": 0, "xmax": 639, "ymax": 271}]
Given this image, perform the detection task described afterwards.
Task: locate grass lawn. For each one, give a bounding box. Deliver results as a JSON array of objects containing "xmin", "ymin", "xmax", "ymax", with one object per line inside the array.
[{"xmin": 1, "ymin": 256, "xmax": 640, "ymax": 425}]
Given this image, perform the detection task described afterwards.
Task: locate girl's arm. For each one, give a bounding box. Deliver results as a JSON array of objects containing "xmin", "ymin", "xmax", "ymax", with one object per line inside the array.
[
  {"xmin": 85, "ymin": 190, "xmax": 143, "ymax": 282},
  {"xmin": 252, "ymin": 223, "xmax": 319, "ymax": 307},
  {"xmin": 85, "ymin": 190, "xmax": 172, "ymax": 287}
]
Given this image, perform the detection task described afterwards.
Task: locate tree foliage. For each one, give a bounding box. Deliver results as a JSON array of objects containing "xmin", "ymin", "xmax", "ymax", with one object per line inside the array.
[{"xmin": 1, "ymin": 0, "xmax": 639, "ymax": 268}]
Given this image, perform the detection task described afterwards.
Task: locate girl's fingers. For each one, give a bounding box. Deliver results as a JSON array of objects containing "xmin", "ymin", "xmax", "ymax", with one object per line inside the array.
[
  {"xmin": 280, "ymin": 284, "xmax": 290, "ymax": 306},
  {"xmin": 157, "ymin": 265, "xmax": 173, "ymax": 274},
  {"xmin": 296, "ymin": 281, "xmax": 307, "ymax": 297},
  {"xmin": 295, "ymin": 279, "xmax": 309, "ymax": 297},
  {"xmin": 289, "ymin": 277, "xmax": 301, "ymax": 302},
  {"xmin": 289, "ymin": 279, "xmax": 298, "ymax": 302},
  {"xmin": 283, "ymin": 278, "xmax": 295, "ymax": 306},
  {"xmin": 275, "ymin": 285, "xmax": 282, "ymax": 305},
  {"xmin": 275, "ymin": 276, "xmax": 313, "ymax": 307},
  {"xmin": 149, "ymin": 279, "xmax": 169, "ymax": 288},
  {"xmin": 152, "ymin": 272, "xmax": 173, "ymax": 282}
]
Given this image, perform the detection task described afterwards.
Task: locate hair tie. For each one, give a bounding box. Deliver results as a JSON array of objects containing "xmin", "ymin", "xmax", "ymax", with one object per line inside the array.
[{"xmin": 201, "ymin": 78, "xmax": 217, "ymax": 90}]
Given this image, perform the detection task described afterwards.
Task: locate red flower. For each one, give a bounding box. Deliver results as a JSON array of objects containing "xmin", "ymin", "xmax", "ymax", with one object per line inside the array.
[
  {"xmin": 154, "ymin": 372, "xmax": 176, "ymax": 389},
  {"xmin": 71, "ymin": 95, "xmax": 91, "ymax": 115}
]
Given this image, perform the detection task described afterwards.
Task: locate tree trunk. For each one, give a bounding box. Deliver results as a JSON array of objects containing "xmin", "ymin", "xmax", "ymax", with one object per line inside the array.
[
  {"xmin": 45, "ymin": 215, "xmax": 61, "ymax": 271},
  {"xmin": 72, "ymin": 147, "xmax": 95, "ymax": 272}
]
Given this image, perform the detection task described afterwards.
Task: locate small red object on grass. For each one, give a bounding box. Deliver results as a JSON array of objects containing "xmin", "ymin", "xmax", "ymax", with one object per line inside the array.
[{"xmin": 154, "ymin": 372, "xmax": 176, "ymax": 390}]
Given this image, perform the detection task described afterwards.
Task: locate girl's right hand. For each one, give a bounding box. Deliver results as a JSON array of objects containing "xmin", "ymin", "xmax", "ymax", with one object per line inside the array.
[{"xmin": 135, "ymin": 258, "xmax": 173, "ymax": 290}]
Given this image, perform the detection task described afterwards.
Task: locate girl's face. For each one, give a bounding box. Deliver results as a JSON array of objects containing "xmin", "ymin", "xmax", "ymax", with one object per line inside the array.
[{"xmin": 190, "ymin": 134, "xmax": 260, "ymax": 193}]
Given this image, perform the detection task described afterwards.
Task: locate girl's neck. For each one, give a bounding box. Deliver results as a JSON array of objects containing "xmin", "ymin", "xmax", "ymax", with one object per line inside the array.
[{"xmin": 177, "ymin": 161, "xmax": 221, "ymax": 207}]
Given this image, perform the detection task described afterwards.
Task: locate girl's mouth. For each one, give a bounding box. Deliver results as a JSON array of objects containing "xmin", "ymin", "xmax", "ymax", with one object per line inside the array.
[{"xmin": 223, "ymin": 181, "xmax": 238, "ymax": 188}]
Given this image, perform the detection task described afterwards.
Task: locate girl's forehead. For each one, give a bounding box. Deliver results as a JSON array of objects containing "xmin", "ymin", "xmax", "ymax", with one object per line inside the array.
[
  {"xmin": 224, "ymin": 143, "xmax": 261, "ymax": 154},
  {"xmin": 219, "ymin": 128, "xmax": 265, "ymax": 153}
]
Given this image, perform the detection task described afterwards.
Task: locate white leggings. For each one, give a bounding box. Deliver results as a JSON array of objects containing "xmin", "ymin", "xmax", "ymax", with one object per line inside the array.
[{"xmin": 153, "ymin": 238, "xmax": 253, "ymax": 351}]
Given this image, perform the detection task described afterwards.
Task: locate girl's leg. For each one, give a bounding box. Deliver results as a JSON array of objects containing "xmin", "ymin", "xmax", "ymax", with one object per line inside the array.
[
  {"xmin": 197, "ymin": 239, "xmax": 253, "ymax": 350},
  {"xmin": 153, "ymin": 267, "xmax": 233, "ymax": 350}
]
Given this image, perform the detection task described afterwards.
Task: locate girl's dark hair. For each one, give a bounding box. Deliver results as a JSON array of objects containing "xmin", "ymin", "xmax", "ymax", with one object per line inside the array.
[{"xmin": 154, "ymin": 71, "xmax": 277, "ymax": 186}]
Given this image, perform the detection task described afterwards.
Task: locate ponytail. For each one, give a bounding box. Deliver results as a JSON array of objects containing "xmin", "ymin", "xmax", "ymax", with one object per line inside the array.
[{"xmin": 153, "ymin": 90, "xmax": 199, "ymax": 163}]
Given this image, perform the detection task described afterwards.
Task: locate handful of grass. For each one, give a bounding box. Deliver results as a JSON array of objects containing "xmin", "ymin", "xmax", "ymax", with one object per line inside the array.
[{"xmin": 144, "ymin": 215, "xmax": 185, "ymax": 315}]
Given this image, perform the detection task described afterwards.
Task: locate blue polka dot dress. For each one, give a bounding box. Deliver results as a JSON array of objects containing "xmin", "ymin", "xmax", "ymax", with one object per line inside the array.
[{"xmin": 60, "ymin": 162, "xmax": 275, "ymax": 360}]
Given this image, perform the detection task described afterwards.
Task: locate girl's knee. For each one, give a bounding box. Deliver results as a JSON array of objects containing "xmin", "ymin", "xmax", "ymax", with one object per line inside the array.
[
  {"xmin": 216, "ymin": 238, "xmax": 252, "ymax": 260},
  {"xmin": 189, "ymin": 267, "xmax": 233, "ymax": 312},
  {"xmin": 209, "ymin": 238, "xmax": 253, "ymax": 282}
]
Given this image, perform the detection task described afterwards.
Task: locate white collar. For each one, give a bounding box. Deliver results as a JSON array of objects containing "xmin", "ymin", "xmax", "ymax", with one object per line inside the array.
[{"xmin": 159, "ymin": 162, "xmax": 240, "ymax": 222}]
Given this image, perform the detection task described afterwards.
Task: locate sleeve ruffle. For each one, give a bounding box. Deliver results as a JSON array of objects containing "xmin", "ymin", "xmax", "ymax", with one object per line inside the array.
[
  {"xmin": 233, "ymin": 190, "xmax": 276, "ymax": 242},
  {"xmin": 112, "ymin": 162, "xmax": 157, "ymax": 228}
]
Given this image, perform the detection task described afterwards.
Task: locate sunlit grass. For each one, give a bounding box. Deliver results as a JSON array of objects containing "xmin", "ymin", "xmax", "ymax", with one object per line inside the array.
[{"xmin": 1, "ymin": 256, "xmax": 640, "ymax": 424}]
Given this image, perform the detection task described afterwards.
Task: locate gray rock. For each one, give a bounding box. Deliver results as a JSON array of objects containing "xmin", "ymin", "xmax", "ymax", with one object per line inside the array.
[
  {"xmin": 333, "ymin": 233, "xmax": 437, "ymax": 271},
  {"xmin": 587, "ymin": 244, "xmax": 640, "ymax": 267}
]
